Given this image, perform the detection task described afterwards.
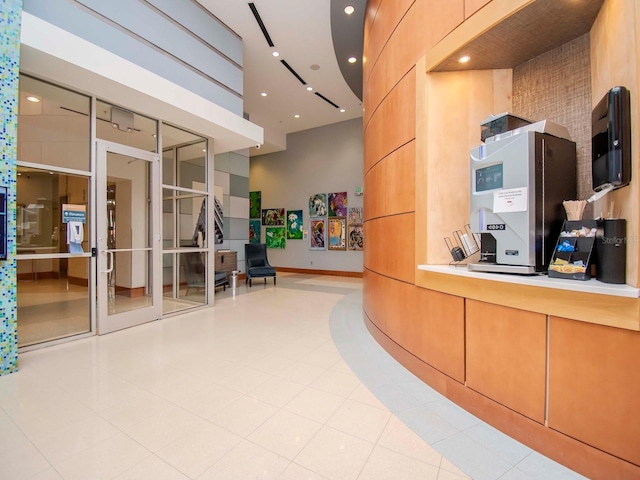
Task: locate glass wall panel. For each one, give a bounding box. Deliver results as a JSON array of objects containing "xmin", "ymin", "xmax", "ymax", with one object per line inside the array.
[
  {"xmin": 96, "ymin": 100, "xmax": 158, "ymax": 152},
  {"xmin": 18, "ymin": 75, "xmax": 91, "ymax": 171}
]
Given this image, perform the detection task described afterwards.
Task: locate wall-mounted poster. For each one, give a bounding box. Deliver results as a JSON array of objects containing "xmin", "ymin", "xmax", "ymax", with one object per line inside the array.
[
  {"xmin": 348, "ymin": 224, "xmax": 364, "ymax": 251},
  {"xmin": 287, "ymin": 210, "xmax": 303, "ymax": 239},
  {"xmin": 328, "ymin": 192, "xmax": 348, "ymax": 217},
  {"xmin": 309, "ymin": 193, "xmax": 327, "ymax": 217},
  {"xmin": 309, "ymin": 218, "xmax": 326, "ymax": 250},
  {"xmin": 266, "ymin": 226, "xmax": 286, "ymax": 249},
  {"xmin": 262, "ymin": 208, "xmax": 285, "ymax": 226},
  {"xmin": 249, "ymin": 219, "xmax": 261, "ymax": 244},
  {"xmin": 249, "ymin": 191, "xmax": 261, "ymax": 219},
  {"xmin": 328, "ymin": 217, "xmax": 347, "ymax": 251},
  {"xmin": 348, "ymin": 206, "xmax": 363, "ymax": 226}
]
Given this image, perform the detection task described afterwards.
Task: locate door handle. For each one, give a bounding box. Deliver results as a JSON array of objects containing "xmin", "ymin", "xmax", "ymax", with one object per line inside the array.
[{"xmin": 101, "ymin": 250, "xmax": 114, "ymax": 274}]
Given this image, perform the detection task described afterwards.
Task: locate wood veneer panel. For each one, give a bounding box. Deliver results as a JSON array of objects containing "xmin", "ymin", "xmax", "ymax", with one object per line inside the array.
[
  {"xmin": 591, "ymin": 0, "xmax": 640, "ymax": 287},
  {"xmin": 549, "ymin": 316, "xmax": 640, "ymax": 467},
  {"xmin": 384, "ymin": 141, "xmax": 415, "ymax": 216},
  {"xmin": 465, "ymin": 0, "xmax": 491, "ymax": 18},
  {"xmin": 365, "ymin": 214, "xmax": 415, "ymax": 283},
  {"xmin": 363, "ymin": 47, "xmax": 387, "ymax": 127},
  {"xmin": 363, "ymin": 161, "xmax": 384, "ymax": 220},
  {"xmin": 466, "ymin": 299, "xmax": 546, "ymax": 423}
]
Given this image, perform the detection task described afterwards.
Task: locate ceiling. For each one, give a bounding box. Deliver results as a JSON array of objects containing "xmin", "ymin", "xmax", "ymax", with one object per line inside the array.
[{"xmin": 196, "ymin": 0, "xmax": 365, "ymax": 156}]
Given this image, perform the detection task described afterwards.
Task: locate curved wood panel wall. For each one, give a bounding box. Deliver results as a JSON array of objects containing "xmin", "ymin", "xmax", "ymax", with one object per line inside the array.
[{"xmin": 362, "ymin": 0, "xmax": 640, "ymax": 478}]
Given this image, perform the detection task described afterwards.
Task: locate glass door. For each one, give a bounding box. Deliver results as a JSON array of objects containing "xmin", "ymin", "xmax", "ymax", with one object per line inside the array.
[{"xmin": 96, "ymin": 141, "xmax": 161, "ymax": 334}]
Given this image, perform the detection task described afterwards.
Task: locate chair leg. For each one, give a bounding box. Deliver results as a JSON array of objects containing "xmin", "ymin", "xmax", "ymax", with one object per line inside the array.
[
  {"xmin": 249, "ymin": 279, "xmax": 252, "ymax": 287},
  {"xmin": 264, "ymin": 278, "xmax": 266, "ymax": 285},
  {"xmin": 274, "ymin": 277, "xmax": 276, "ymax": 285}
]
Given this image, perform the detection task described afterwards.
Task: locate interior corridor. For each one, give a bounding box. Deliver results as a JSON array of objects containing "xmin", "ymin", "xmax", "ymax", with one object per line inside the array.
[{"xmin": 0, "ymin": 273, "xmax": 584, "ymax": 479}]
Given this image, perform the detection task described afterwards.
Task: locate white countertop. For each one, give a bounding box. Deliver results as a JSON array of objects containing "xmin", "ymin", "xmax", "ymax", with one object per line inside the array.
[{"xmin": 418, "ymin": 264, "xmax": 640, "ymax": 298}]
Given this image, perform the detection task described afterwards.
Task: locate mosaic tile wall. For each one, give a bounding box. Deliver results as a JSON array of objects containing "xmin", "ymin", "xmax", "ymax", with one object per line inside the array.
[{"xmin": 0, "ymin": 0, "xmax": 21, "ymax": 376}]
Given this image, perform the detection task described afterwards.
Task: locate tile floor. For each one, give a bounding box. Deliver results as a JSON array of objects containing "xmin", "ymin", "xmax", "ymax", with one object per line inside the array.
[{"xmin": 0, "ymin": 273, "xmax": 586, "ymax": 479}]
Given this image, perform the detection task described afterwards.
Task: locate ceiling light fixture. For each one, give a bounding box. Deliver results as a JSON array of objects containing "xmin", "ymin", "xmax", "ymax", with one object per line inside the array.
[
  {"xmin": 261, "ymin": 92, "xmax": 268, "ymax": 96},
  {"xmin": 458, "ymin": 55, "xmax": 471, "ymax": 63},
  {"xmin": 294, "ymin": 114, "xmax": 300, "ymax": 118},
  {"xmin": 272, "ymin": 51, "xmax": 280, "ymax": 57},
  {"xmin": 306, "ymin": 86, "xmax": 313, "ymax": 91},
  {"xmin": 26, "ymin": 96, "xmax": 41, "ymax": 103},
  {"xmin": 344, "ymin": 5, "xmax": 355, "ymax": 14},
  {"xmin": 340, "ymin": 108, "xmax": 346, "ymax": 113},
  {"xmin": 348, "ymin": 56, "xmax": 357, "ymax": 64}
]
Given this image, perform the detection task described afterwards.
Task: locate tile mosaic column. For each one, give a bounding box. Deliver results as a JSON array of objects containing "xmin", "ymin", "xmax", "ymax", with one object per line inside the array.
[{"xmin": 0, "ymin": 0, "xmax": 21, "ymax": 375}]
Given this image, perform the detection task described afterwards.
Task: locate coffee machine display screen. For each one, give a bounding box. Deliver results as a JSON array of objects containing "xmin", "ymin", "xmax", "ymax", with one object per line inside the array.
[{"xmin": 475, "ymin": 163, "xmax": 503, "ymax": 192}]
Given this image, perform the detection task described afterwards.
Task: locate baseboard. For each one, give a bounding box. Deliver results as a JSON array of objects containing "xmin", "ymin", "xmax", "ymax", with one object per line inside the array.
[{"xmin": 275, "ymin": 267, "xmax": 363, "ymax": 278}]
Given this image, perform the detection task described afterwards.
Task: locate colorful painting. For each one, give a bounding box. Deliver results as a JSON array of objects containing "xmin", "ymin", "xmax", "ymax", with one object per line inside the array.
[
  {"xmin": 249, "ymin": 219, "xmax": 261, "ymax": 244},
  {"xmin": 348, "ymin": 206, "xmax": 363, "ymax": 226},
  {"xmin": 266, "ymin": 226, "xmax": 286, "ymax": 249},
  {"xmin": 287, "ymin": 210, "xmax": 303, "ymax": 239},
  {"xmin": 309, "ymin": 218, "xmax": 326, "ymax": 250},
  {"xmin": 309, "ymin": 193, "xmax": 327, "ymax": 217},
  {"xmin": 328, "ymin": 192, "xmax": 348, "ymax": 217},
  {"xmin": 328, "ymin": 217, "xmax": 347, "ymax": 251},
  {"xmin": 348, "ymin": 225, "xmax": 364, "ymax": 251},
  {"xmin": 249, "ymin": 191, "xmax": 261, "ymax": 218},
  {"xmin": 262, "ymin": 208, "xmax": 285, "ymax": 226}
]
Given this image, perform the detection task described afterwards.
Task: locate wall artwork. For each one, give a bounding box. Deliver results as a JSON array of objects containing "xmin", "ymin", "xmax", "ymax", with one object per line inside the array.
[
  {"xmin": 249, "ymin": 219, "xmax": 261, "ymax": 244},
  {"xmin": 287, "ymin": 209, "xmax": 303, "ymax": 239},
  {"xmin": 249, "ymin": 191, "xmax": 261, "ymax": 219},
  {"xmin": 328, "ymin": 192, "xmax": 348, "ymax": 217},
  {"xmin": 265, "ymin": 226, "xmax": 286, "ymax": 249},
  {"xmin": 348, "ymin": 225, "xmax": 364, "ymax": 251},
  {"xmin": 348, "ymin": 206, "xmax": 363, "ymax": 226},
  {"xmin": 262, "ymin": 208, "xmax": 285, "ymax": 226},
  {"xmin": 309, "ymin": 218, "xmax": 326, "ymax": 250},
  {"xmin": 309, "ymin": 193, "xmax": 327, "ymax": 217},
  {"xmin": 328, "ymin": 217, "xmax": 347, "ymax": 251}
]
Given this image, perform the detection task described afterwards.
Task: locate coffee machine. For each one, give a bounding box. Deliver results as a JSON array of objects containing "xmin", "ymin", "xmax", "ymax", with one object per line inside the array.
[{"xmin": 468, "ymin": 120, "xmax": 577, "ymax": 274}]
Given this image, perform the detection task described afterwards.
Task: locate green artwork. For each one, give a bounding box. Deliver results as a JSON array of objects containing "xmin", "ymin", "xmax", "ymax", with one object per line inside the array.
[
  {"xmin": 287, "ymin": 210, "xmax": 303, "ymax": 239},
  {"xmin": 249, "ymin": 191, "xmax": 261, "ymax": 218},
  {"xmin": 266, "ymin": 227, "xmax": 286, "ymax": 249}
]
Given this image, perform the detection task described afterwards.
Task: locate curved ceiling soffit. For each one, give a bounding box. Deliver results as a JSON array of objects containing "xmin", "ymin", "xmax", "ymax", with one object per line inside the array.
[{"xmin": 330, "ymin": 0, "xmax": 365, "ymax": 101}]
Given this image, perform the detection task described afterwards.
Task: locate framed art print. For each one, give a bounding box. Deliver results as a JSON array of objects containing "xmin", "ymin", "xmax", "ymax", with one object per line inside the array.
[
  {"xmin": 328, "ymin": 217, "xmax": 347, "ymax": 251},
  {"xmin": 309, "ymin": 218, "xmax": 326, "ymax": 250}
]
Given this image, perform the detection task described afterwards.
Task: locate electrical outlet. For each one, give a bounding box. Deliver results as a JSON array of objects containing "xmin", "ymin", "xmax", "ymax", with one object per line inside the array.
[{"xmin": 310, "ymin": 261, "xmax": 313, "ymax": 265}]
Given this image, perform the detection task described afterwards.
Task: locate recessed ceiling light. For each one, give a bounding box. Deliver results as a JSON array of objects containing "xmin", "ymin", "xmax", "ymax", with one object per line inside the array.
[
  {"xmin": 272, "ymin": 51, "xmax": 280, "ymax": 57},
  {"xmin": 294, "ymin": 114, "xmax": 300, "ymax": 118},
  {"xmin": 26, "ymin": 96, "xmax": 40, "ymax": 103},
  {"xmin": 17, "ymin": 172, "xmax": 22, "ymax": 176},
  {"xmin": 152, "ymin": 133, "xmax": 157, "ymax": 138},
  {"xmin": 310, "ymin": 64, "xmax": 320, "ymax": 71},
  {"xmin": 344, "ymin": 5, "xmax": 355, "ymax": 14},
  {"xmin": 348, "ymin": 56, "xmax": 357, "ymax": 64},
  {"xmin": 306, "ymin": 86, "xmax": 313, "ymax": 91},
  {"xmin": 261, "ymin": 92, "xmax": 267, "ymax": 97},
  {"xmin": 49, "ymin": 172, "xmax": 54, "ymax": 175},
  {"xmin": 340, "ymin": 108, "xmax": 346, "ymax": 113},
  {"xmin": 458, "ymin": 55, "xmax": 471, "ymax": 63},
  {"xmin": 202, "ymin": 149, "xmax": 206, "ymax": 152}
]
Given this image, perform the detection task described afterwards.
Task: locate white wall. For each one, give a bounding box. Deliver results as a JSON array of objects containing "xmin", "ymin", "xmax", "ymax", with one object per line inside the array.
[{"xmin": 250, "ymin": 118, "xmax": 363, "ymax": 273}]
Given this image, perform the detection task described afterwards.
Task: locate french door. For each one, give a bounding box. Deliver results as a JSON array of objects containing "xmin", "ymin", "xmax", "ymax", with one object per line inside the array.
[{"xmin": 96, "ymin": 141, "xmax": 161, "ymax": 334}]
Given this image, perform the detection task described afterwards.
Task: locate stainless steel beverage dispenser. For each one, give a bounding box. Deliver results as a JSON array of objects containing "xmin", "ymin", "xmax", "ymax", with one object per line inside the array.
[{"xmin": 469, "ymin": 120, "xmax": 577, "ymax": 274}]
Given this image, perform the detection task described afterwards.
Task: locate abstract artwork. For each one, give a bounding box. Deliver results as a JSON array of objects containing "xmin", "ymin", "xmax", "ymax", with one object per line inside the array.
[
  {"xmin": 287, "ymin": 210, "xmax": 303, "ymax": 239},
  {"xmin": 262, "ymin": 208, "xmax": 285, "ymax": 226},
  {"xmin": 309, "ymin": 193, "xmax": 327, "ymax": 217},
  {"xmin": 309, "ymin": 218, "xmax": 326, "ymax": 250},
  {"xmin": 249, "ymin": 219, "xmax": 261, "ymax": 244},
  {"xmin": 265, "ymin": 226, "xmax": 286, "ymax": 249},
  {"xmin": 348, "ymin": 225, "xmax": 364, "ymax": 251},
  {"xmin": 249, "ymin": 191, "xmax": 261, "ymax": 218},
  {"xmin": 328, "ymin": 217, "xmax": 347, "ymax": 251},
  {"xmin": 328, "ymin": 192, "xmax": 348, "ymax": 217},
  {"xmin": 348, "ymin": 206, "xmax": 363, "ymax": 226}
]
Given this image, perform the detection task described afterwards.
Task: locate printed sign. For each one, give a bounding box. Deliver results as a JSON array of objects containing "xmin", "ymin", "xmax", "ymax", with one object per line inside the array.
[
  {"xmin": 62, "ymin": 204, "xmax": 86, "ymax": 224},
  {"xmin": 493, "ymin": 188, "xmax": 528, "ymax": 213}
]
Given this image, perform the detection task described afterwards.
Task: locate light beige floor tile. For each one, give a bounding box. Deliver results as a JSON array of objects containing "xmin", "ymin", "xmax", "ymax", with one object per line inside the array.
[
  {"xmin": 215, "ymin": 365, "xmax": 273, "ymax": 393},
  {"xmin": 247, "ymin": 375, "xmax": 306, "ymax": 407},
  {"xmin": 277, "ymin": 462, "xmax": 329, "ymax": 480},
  {"xmin": 299, "ymin": 345, "xmax": 343, "ymax": 369},
  {"xmin": 0, "ymin": 433, "xmax": 51, "ymax": 480},
  {"xmin": 173, "ymin": 382, "xmax": 243, "ymax": 418},
  {"xmin": 294, "ymin": 426, "xmax": 375, "ymax": 480},
  {"xmin": 348, "ymin": 383, "xmax": 389, "ymax": 411},
  {"xmin": 155, "ymin": 421, "xmax": 242, "ymax": 478},
  {"xmin": 248, "ymin": 409, "xmax": 323, "ymax": 460},
  {"xmin": 198, "ymin": 440, "xmax": 289, "ymax": 480},
  {"xmin": 326, "ymin": 398, "xmax": 391, "ymax": 443},
  {"xmin": 309, "ymin": 368, "xmax": 360, "ymax": 397},
  {"xmin": 209, "ymin": 395, "xmax": 278, "ymax": 437},
  {"xmin": 54, "ymin": 433, "xmax": 151, "ymax": 480},
  {"xmin": 437, "ymin": 469, "xmax": 473, "ymax": 480},
  {"xmin": 25, "ymin": 468, "xmax": 63, "ymax": 480},
  {"xmin": 284, "ymin": 386, "xmax": 346, "ymax": 424},
  {"xmin": 377, "ymin": 416, "xmax": 443, "ymax": 467},
  {"xmin": 124, "ymin": 405, "xmax": 204, "ymax": 452},
  {"xmin": 97, "ymin": 387, "xmax": 174, "ymax": 431},
  {"xmin": 359, "ymin": 445, "xmax": 440, "ymax": 480},
  {"xmin": 114, "ymin": 455, "xmax": 190, "ymax": 480},
  {"xmin": 276, "ymin": 361, "xmax": 328, "ymax": 386},
  {"xmin": 441, "ymin": 457, "xmax": 472, "ymax": 478}
]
